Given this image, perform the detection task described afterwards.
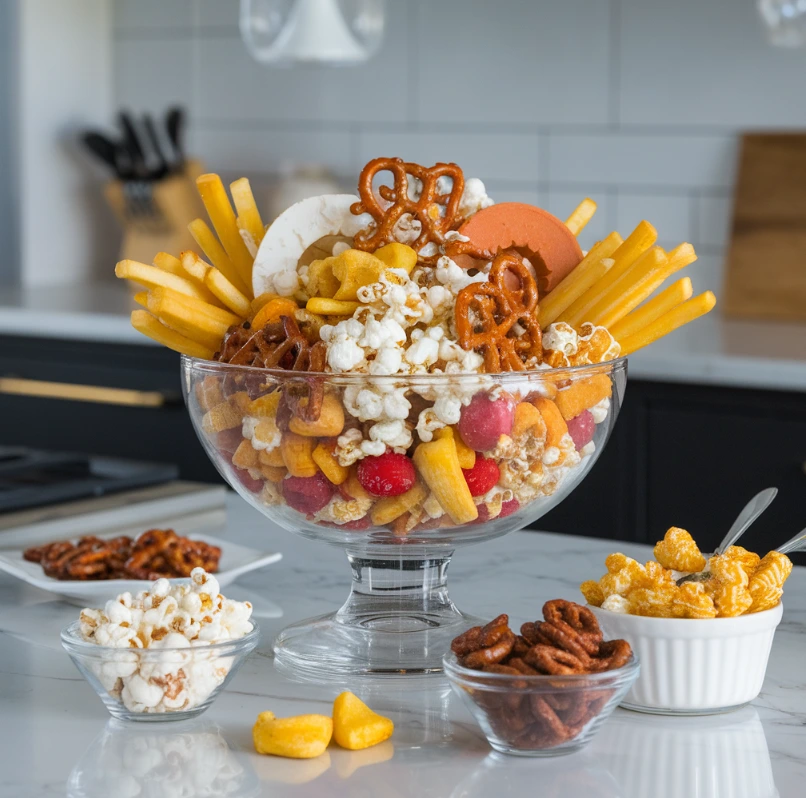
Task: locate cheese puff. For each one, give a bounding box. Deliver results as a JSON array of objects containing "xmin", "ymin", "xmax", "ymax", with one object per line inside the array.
[
  {"xmin": 707, "ymin": 554, "xmax": 749, "ymax": 588},
  {"xmin": 653, "ymin": 527, "xmax": 706, "ymax": 573},
  {"xmin": 672, "ymin": 582, "xmax": 716, "ymax": 619},
  {"xmin": 748, "ymin": 551, "xmax": 793, "ymax": 614},
  {"xmin": 604, "ymin": 552, "xmax": 631, "ymax": 573},
  {"xmin": 645, "ymin": 560, "xmax": 676, "ymax": 587},
  {"xmin": 600, "ymin": 556, "xmax": 648, "ymax": 598},
  {"xmin": 627, "ymin": 586, "xmax": 678, "ymax": 618},
  {"xmin": 580, "ymin": 580, "xmax": 605, "ymax": 607},
  {"xmin": 723, "ymin": 545, "xmax": 761, "ymax": 579},
  {"xmin": 711, "ymin": 584, "xmax": 753, "ymax": 618}
]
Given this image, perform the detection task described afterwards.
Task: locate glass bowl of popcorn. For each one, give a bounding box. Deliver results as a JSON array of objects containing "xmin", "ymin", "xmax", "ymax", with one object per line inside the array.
[
  {"xmin": 183, "ymin": 356, "xmax": 627, "ymax": 677},
  {"xmin": 61, "ymin": 569, "xmax": 259, "ymax": 721}
]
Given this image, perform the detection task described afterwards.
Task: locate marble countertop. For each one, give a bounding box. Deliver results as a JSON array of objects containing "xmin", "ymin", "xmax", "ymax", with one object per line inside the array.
[
  {"xmin": 0, "ymin": 494, "xmax": 803, "ymax": 798},
  {"xmin": 2, "ymin": 281, "xmax": 806, "ymax": 392}
]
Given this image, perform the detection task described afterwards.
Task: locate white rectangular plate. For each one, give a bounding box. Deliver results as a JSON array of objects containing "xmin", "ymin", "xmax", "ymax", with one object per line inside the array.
[{"xmin": 0, "ymin": 532, "xmax": 282, "ymax": 606}]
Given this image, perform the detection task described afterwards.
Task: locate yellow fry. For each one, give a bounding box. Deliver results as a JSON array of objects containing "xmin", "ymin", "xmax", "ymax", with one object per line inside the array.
[
  {"xmin": 130, "ymin": 310, "xmax": 214, "ymax": 360},
  {"xmin": 147, "ymin": 292, "xmax": 230, "ymax": 350},
  {"xmin": 306, "ymin": 297, "xmax": 361, "ymax": 315},
  {"xmin": 539, "ymin": 231, "xmax": 622, "ymax": 327},
  {"xmin": 115, "ymin": 260, "xmax": 218, "ymax": 303},
  {"xmin": 611, "ymin": 277, "xmax": 693, "ymax": 341},
  {"xmin": 188, "ymin": 218, "xmax": 248, "ymax": 296},
  {"xmin": 181, "ymin": 250, "xmax": 209, "ymax": 283},
  {"xmin": 132, "ymin": 291, "xmax": 149, "ymax": 309},
  {"xmin": 619, "ymin": 292, "xmax": 716, "ymax": 356},
  {"xmin": 665, "ymin": 242, "xmax": 698, "ymax": 272},
  {"xmin": 560, "ymin": 220, "xmax": 657, "ymax": 327},
  {"xmin": 196, "ymin": 174, "xmax": 254, "ymax": 295},
  {"xmin": 565, "ymin": 198, "xmax": 597, "ymax": 236},
  {"xmin": 149, "ymin": 286, "xmax": 241, "ymax": 327},
  {"xmin": 585, "ymin": 247, "xmax": 669, "ymax": 329},
  {"xmin": 205, "ymin": 268, "xmax": 252, "ymax": 317},
  {"xmin": 230, "ymin": 177, "xmax": 265, "ymax": 251},
  {"xmin": 152, "ymin": 251, "xmax": 184, "ymax": 275}
]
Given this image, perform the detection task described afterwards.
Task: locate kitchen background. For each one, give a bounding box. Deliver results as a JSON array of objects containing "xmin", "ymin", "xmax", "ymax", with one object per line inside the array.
[{"xmin": 1, "ymin": 0, "xmax": 806, "ymax": 556}]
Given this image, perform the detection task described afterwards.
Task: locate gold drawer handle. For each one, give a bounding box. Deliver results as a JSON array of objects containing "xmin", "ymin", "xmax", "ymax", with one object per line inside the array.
[{"xmin": 0, "ymin": 377, "xmax": 166, "ymax": 408}]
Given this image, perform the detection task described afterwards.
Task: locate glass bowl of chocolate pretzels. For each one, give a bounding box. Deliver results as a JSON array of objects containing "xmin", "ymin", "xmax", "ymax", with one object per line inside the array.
[{"xmin": 443, "ymin": 600, "xmax": 639, "ymax": 756}]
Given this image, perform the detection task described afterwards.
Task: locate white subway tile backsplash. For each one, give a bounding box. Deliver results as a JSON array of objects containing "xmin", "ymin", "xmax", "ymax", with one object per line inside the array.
[
  {"xmin": 620, "ymin": 0, "xmax": 806, "ymax": 128},
  {"xmin": 194, "ymin": 1, "xmax": 409, "ymax": 123},
  {"xmin": 114, "ymin": 38, "xmax": 194, "ymax": 113},
  {"xmin": 615, "ymin": 193, "xmax": 692, "ymax": 248},
  {"xmin": 548, "ymin": 133, "xmax": 738, "ymax": 190},
  {"xmin": 545, "ymin": 189, "xmax": 612, "ymax": 252},
  {"xmin": 355, "ymin": 131, "xmax": 541, "ymax": 183},
  {"xmin": 191, "ymin": 127, "xmax": 353, "ymax": 176},
  {"xmin": 485, "ymin": 186, "xmax": 543, "ymax": 207},
  {"xmin": 689, "ymin": 253, "xmax": 726, "ymax": 297},
  {"xmin": 197, "ymin": 0, "xmax": 239, "ymax": 30},
  {"xmin": 694, "ymin": 193, "xmax": 733, "ymax": 250},
  {"xmin": 113, "ymin": 0, "xmax": 192, "ymax": 32},
  {"xmin": 415, "ymin": 0, "xmax": 611, "ymax": 126}
]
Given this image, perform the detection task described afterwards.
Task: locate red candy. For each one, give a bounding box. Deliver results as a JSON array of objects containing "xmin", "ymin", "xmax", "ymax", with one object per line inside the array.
[
  {"xmin": 474, "ymin": 498, "xmax": 521, "ymax": 524},
  {"xmin": 357, "ymin": 451, "xmax": 416, "ymax": 497},
  {"xmin": 462, "ymin": 456, "xmax": 500, "ymax": 497},
  {"xmin": 283, "ymin": 473, "xmax": 334, "ymax": 514},
  {"xmin": 458, "ymin": 393, "xmax": 515, "ymax": 452},
  {"xmin": 566, "ymin": 410, "xmax": 595, "ymax": 450},
  {"xmin": 233, "ymin": 466, "xmax": 264, "ymax": 494},
  {"xmin": 217, "ymin": 427, "xmax": 244, "ymax": 454}
]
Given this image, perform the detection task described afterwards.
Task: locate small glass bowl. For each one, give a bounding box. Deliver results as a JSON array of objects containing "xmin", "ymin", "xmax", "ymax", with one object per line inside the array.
[
  {"xmin": 443, "ymin": 652, "xmax": 640, "ymax": 757},
  {"xmin": 61, "ymin": 621, "xmax": 260, "ymax": 722}
]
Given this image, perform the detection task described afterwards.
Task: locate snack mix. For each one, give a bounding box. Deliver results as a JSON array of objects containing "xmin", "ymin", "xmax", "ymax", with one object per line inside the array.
[
  {"xmin": 78, "ymin": 569, "xmax": 253, "ymax": 714},
  {"xmin": 115, "ymin": 158, "xmax": 716, "ymax": 533},
  {"xmin": 581, "ymin": 527, "xmax": 794, "ymax": 618},
  {"xmin": 451, "ymin": 600, "xmax": 632, "ymax": 750}
]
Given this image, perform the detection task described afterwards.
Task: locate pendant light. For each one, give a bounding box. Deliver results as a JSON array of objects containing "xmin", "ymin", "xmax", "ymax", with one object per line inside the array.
[
  {"xmin": 758, "ymin": 0, "xmax": 806, "ymax": 46},
  {"xmin": 240, "ymin": 0, "xmax": 386, "ymax": 65}
]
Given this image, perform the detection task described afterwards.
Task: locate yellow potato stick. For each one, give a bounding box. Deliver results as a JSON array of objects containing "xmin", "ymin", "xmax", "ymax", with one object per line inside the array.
[
  {"xmin": 196, "ymin": 174, "xmax": 254, "ymax": 295},
  {"xmin": 665, "ymin": 242, "xmax": 698, "ymax": 272},
  {"xmin": 188, "ymin": 217, "xmax": 249, "ymax": 295},
  {"xmin": 230, "ymin": 177, "xmax": 265, "ymax": 250},
  {"xmin": 559, "ymin": 221, "xmax": 657, "ymax": 327},
  {"xmin": 611, "ymin": 277, "xmax": 693, "ymax": 341},
  {"xmin": 565, "ymin": 197, "xmax": 597, "ymax": 236},
  {"xmin": 132, "ymin": 291, "xmax": 149, "ymax": 309},
  {"xmin": 306, "ymin": 297, "xmax": 361, "ymax": 315},
  {"xmin": 115, "ymin": 260, "xmax": 218, "ymax": 303},
  {"xmin": 587, "ymin": 247, "xmax": 669, "ymax": 328},
  {"xmin": 149, "ymin": 286, "xmax": 241, "ymax": 327},
  {"xmin": 146, "ymin": 291, "xmax": 230, "ymax": 350},
  {"xmin": 205, "ymin": 267, "xmax": 252, "ymax": 317},
  {"xmin": 152, "ymin": 251, "xmax": 184, "ymax": 275},
  {"xmin": 180, "ymin": 250, "xmax": 209, "ymax": 283},
  {"xmin": 130, "ymin": 310, "xmax": 214, "ymax": 359},
  {"xmin": 538, "ymin": 231, "xmax": 622, "ymax": 327},
  {"xmin": 619, "ymin": 291, "xmax": 716, "ymax": 356}
]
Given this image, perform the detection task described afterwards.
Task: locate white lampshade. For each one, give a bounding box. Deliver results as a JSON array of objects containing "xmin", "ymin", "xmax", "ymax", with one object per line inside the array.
[{"xmin": 240, "ymin": 0, "xmax": 385, "ymax": 65}]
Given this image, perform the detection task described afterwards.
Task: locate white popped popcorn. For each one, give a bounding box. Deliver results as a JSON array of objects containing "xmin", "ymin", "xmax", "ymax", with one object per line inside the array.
[{"xmin": 77, "ymin": 569, "xmax": 253, "ymax": 715}]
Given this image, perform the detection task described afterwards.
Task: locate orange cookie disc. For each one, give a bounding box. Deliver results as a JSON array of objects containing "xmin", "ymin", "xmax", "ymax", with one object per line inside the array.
[{"xmin": 458, "ymin": 203, "xmax": 583, "ymax": 294}]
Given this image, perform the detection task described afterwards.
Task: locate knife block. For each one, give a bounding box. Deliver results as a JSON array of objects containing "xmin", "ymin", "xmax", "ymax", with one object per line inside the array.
[{"xmin": 105, "ymin": 159, "xmax": 207, "ymax": 266}]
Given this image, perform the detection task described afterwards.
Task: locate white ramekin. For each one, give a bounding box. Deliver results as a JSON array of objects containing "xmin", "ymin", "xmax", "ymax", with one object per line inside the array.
[{"xmin": 590, "ymin": 603, "xmax": 783, "ymax": 714}]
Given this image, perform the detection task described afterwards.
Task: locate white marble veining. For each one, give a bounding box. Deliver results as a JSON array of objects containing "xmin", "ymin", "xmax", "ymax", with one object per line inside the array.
[
  {"xmin": 2, "ymin": 281, "xmax": 806, "ymax": 392},
  {"xmin": 0, "ymin": 494, "xmax": 804, "ymax": 797}
]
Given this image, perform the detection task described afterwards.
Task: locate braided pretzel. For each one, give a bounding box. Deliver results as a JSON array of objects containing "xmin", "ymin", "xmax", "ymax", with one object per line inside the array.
[
  {"xmin": 455, "ymin": 252, "xmax": 543, "ymax": 372},
  {"xmin": 350, "ymin": 158, "xmax": 465, "ymax": 263}
]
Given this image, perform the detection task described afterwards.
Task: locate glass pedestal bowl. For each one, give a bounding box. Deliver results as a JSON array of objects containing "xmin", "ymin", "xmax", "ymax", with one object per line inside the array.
[{"xmin": 182, "ymin": 357, "xmax": 626, "ymax": 678}]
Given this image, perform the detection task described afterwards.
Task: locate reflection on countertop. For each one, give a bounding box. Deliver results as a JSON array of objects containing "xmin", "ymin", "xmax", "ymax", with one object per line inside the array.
[
  {"xmin": 2, "ymin": 280, "xmax": 806, "ymax": 391},
  {"xmin": 0, "ymin": 495, "xmax": 803, "ymax": 797}
]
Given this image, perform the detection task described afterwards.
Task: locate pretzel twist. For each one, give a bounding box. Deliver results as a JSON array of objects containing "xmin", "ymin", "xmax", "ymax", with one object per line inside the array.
[
  {"xmin": 455, "ymin": 252, "xmax": 542, "ymax": 372},
  {"xmin": 350, "ymin": 158, "xmax": 465, "ymax": 263}
]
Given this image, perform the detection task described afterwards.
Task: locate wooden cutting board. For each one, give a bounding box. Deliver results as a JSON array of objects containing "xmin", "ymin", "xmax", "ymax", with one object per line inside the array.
[{"xmin": 724, "ymin": 133, "xmax": 806, "ymax": 322}]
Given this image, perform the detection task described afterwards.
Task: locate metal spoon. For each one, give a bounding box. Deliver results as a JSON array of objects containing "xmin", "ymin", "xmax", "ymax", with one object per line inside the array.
[
  {"xmin": 676, "ymin": 487, "xmax": 778, "ymax": 586},
  {"xmin": 775, "ymin": 527, "xmax": 806, "ymax": 556}
]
